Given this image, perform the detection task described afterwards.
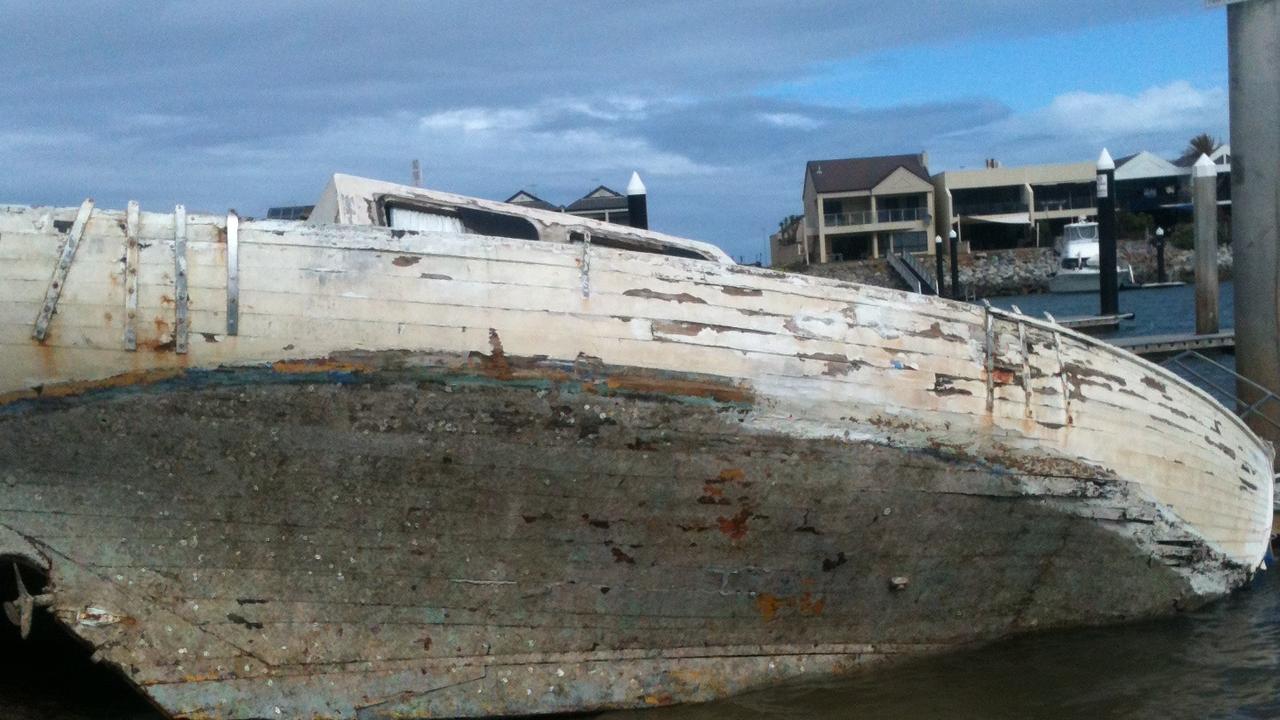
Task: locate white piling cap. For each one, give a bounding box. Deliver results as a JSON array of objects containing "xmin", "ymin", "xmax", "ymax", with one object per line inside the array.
[
  {"xmin": 626, "ymin": 171, "xmax": 647, "ymax": 196},
  {"xmin": 1096, "ymin": 148, "xmax": 1115, "ymax": 171},
  {"xmin": 1193, "ymin": 153, "xmax": 1217, "ymax": 178}
]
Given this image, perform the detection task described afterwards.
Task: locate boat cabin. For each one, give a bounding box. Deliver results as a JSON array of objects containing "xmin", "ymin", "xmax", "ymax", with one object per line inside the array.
[{"xmin": 307, "ymin": 174, "xmax": 733, "ymax": 264}]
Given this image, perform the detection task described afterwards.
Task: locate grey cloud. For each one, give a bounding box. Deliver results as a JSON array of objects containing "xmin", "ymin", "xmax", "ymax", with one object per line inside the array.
[{"xmin": 0, "ymin": 1, "xmax": 1211, "ymax": 259}]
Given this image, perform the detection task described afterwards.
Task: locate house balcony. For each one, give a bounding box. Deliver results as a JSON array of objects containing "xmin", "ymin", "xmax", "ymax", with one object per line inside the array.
[
  {"xmin": 952, "ymin": 201, "xmax": 1028, "ymax": 217},
  {"xmin": 823, "ymin": 206, "xmax": 930, "ymax": 229},
  {"xmin": 1034, "ymin": 196, "xmax": 1096, "ymax": 214}
]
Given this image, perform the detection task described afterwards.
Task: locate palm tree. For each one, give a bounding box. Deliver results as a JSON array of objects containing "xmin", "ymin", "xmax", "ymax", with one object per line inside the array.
[{"xmin": 1182, "ymin": 133, "xmax": 1221, "ymax": 162}]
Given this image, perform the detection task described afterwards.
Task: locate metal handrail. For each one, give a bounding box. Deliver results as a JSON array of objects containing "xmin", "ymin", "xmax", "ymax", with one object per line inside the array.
[
  {"xmin": 886, "ymin": 253, "xmax": 922, "ymax": 293},
  {"xmin": 898, "ymin": 249, "xmax": 938, "ymax": 294},
  {"xmin": 1162, "ymin": 350, "xmax": 1280, "ymax": 431}
]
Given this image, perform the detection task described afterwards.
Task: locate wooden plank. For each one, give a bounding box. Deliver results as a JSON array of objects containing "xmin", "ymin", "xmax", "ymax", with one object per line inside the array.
[
  {"xmin": 31, "ymin": 199, "xmax": 93, "ymax": 341},
  {"xmin": 173, "ymin": 205, "xmax": 189, "ymax": 354},
  {"xmin": 226, "ymin": 210, "xmax": 239, "ymax": 335},
  {"xmin": 123, "ymin": 201, "xmax": 140, "ymax": 351}
]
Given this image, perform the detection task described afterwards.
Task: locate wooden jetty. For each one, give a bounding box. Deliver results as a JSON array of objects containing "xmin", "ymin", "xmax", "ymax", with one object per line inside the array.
[
  {"xmin": 1057, "ymin": 313, "xmax": 1135, "ymax": 333},
  {"xmin": 1111, "ymin": 331, "xmax": 1236, "ymax": 358},
  {"xmin": 0, "ymin": 175, "xmax": 1273, "ymax": 719}
]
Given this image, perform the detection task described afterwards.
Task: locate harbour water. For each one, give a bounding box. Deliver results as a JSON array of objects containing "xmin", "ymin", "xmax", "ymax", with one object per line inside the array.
[
  {"xmin": 3, "ymin": 282, "xmax": 1272, "ymax": 719},
  {"xmin": 986, "ymin": 281, "xmax": 1236, "ymax": 342}
]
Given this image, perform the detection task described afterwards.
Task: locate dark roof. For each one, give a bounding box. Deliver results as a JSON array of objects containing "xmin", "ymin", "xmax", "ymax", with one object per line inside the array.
[
  {"xmin": 1114, "ymin": 153, "xmax": 1139, "ymax": 167},
  {"xmin": 805, "ymin": 153, "xmax": 930, "ymax": 193},
  {"xmin": 565, "ymin": 185, "xmax": 627, "ymax": 213},
  {"xmin": 504, "ymin": 190, "xmax": 560, "ymax": 212}
]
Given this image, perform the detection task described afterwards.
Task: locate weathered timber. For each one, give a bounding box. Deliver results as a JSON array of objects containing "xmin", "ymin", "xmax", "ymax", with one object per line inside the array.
[{"xmin": 0, "ymin": 176, "xmax": 1272, "ymax": 719}]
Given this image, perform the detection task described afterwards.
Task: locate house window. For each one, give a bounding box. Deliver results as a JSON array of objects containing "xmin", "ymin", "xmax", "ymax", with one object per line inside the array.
[
  {"xmin": 1143, "ymin": 188, "xmax": 1157, "ymax": 199},
  {"xmin": 891, "ymin": 231, "xmax": 928, "ymax": 254}
]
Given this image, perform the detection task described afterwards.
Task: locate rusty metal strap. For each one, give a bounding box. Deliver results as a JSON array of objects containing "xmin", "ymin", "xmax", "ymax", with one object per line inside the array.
[
  {"xmin": 32, "ymin": 198, "xmax": 94, "ymax": 342},
  {"xmin": 226, "ymin": 211, "xmax": 240, "ymax": 336},
  {"xmin": 123, "ymin": 201, "xmax": 140, "ymax": 351},
  {"xmin": 173, "ymin": 205, "xmax": 189, "ymax": 354}
]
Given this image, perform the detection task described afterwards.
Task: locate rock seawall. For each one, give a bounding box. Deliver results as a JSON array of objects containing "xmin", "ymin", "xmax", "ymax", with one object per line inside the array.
[{"xmin": 784, "ymin": 241, "xmax": 1233, "ymax": 298}]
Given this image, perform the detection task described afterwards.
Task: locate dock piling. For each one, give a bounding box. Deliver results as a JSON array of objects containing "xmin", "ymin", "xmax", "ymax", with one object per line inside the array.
[
  {"xmin": 1096, "ymin": 149, "xmax": 1119, "ymax": 316},
  {"xmin": 1193, "ymin": 154, "xmax": 1220, "ymax": 335},
  {"xmin": 1227, "ymin": 0, "xmax": 1280, "ymax": 449}
]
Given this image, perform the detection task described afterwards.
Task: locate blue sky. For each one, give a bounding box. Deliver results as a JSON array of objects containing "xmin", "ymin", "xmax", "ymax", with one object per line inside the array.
[
  {"xmin": 764, "ymin": 11, "xmax": 1226, "ymax": 113},
  {"xmin": 0, "ymin": 1, "xmax": 1232, "ymax": 262}
]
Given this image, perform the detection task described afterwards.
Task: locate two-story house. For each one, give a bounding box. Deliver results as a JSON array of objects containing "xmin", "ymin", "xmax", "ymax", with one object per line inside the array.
[
  {"xmin": 564, "ymin": 186, "xmax": 631, "ymax": 225},
  {"xmin": 933, "ymin": 161, "xmax": 1097, "ymax": 251},
  {"xmin": 801, "ymin": 153, "xmax": 935, "ymax": 263}
]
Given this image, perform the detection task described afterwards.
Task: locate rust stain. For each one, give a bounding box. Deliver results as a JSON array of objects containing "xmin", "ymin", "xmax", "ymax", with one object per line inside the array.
[
  {"xmin": 270, "ymin": 358, "xmax": 367, "ymax": 375},
  {"xmin": 392, "ymin": 255, "xmax": 421, "ymax": 267},
  {"xmin": 717, "ymin": 508, "xmax": 752, "ymax": 540},
  {"xmin": 623, "ymin": 288, "xmax": 707, "ymax": 304},
  {"xmin": 755, "ymin": 593, "xmax": 783, "ymax": 622},
  {"xmin": 991, "ymin": 368, "xmax": 1017, "ymax": 385},
  {"xmin": 103, "ymin": 311, "xmax": 113, "ymax": 322},
  {"xmin": 481, "ymin": 328, "xmax": 513, "ymax": 380},
  {"xmin": 603, "ymin": 375, "xmax": 753, "ymax": 404},
  {"xmin": 0, "ymin": 367, "xmax": 187, "ymax": 407},
  {"xmin": 712, "ymin": 468, "xmax": 745, "ymax": 484},
  {"xmin": 755, "ymin": 592, "xmax": 825, "ymax": 622},
  {"xmin": 159, "ymin": 294, "xmax": 174, "ymax": 306}
]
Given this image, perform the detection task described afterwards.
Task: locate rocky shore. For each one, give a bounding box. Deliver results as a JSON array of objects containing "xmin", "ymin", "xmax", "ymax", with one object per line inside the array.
[{"xmin": 785, "ymin": 240, "xmax": 1233, "ymax": 298}]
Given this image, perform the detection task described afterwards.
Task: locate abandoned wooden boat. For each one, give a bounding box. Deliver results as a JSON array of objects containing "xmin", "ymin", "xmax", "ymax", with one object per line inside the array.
[{"xmin": 0, "ymin": 174, "xmax": 1273, "ymax": 719}]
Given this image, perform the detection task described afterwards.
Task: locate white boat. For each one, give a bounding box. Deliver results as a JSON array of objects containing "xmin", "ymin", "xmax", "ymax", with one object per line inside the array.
[
  {"xmin": 0, "ymin": 175, "xmax": 1272, "ymax": 718},
  {"xmin": 1048, "ymin": 220, "xmax": 1136, "ymax": 293}
]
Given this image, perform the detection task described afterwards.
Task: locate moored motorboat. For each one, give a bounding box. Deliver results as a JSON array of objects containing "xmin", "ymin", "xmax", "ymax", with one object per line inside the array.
[
  {"xmin": 0, "ymin": 175, "xmax": 1272, "ymax": 718},
  {"xmin": 1047, "ymin": 220, "xmax": 1137, "ymax": 293}
]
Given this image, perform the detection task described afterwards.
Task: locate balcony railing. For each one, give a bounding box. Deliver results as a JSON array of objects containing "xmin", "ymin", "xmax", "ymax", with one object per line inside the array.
[
  {"xmin": 823, "ymin": 207, "xmax": 929, "ymax": 228},
  {"xmin": 952, "ymin": 201, "xmax": 1028, "ymax": 216},
  {"xmin": 1034, "ymin": 197, "xmax": 1096, "ymax": 213}
]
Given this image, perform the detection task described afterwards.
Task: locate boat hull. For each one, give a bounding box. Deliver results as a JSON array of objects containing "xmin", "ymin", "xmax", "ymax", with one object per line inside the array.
[
  {"xmin": 0, "ymin": 190, "xmax": 1272, "ymax": 717},
  {"xmin": 0, "ymin": 354, "xmax": 1245, "ymax": 718}
]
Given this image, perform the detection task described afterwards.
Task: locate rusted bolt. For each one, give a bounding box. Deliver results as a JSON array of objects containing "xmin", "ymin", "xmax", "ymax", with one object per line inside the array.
[{"xmin": 889, "ymin": 576, "xmax": 910, "ymax": 591}]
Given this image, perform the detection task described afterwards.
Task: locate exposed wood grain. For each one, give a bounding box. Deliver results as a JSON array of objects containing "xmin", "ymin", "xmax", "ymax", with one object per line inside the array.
[{"xmin": 31, "ymin": 199, "xmax": 93, "ymax": 341}]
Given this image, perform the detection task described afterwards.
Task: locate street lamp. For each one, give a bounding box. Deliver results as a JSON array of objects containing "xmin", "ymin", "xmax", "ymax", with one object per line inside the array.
[
  {"xmin": 934, "ymin": 235, "xmax": 946, "ymax": 298},
  {"xmin": 1153, "ymin": 226, "xmax": 1167, "ymax": 284},
  {"xmin": 948, "ymin": 228, "xmax": 960, "ymax": 299}
]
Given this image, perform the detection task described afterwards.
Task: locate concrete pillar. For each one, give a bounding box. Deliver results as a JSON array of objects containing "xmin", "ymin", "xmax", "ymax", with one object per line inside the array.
[
  {"xmin": 870, "ymin": 195, "xmax": 879, "ymax": 259},
  {"xmin": 1096, "ymin": 149, "xmax": 1120, "ymax": 316},
  {"xmin": 1193, "ymin": 155, "xmax": 1220, "ymax": 334},
  {"xmin": 818, "ymin": 197, "xmax": 828, "ymax": 264},
  {"xmin": 1228, "ymin": 0, "xmax": 1280, "ymax": 444},
  {"xmin": 949, "ymin": 228, "xmax": 960, "ymax": 299},
  {"xmin": 1022, "ymin": 183, "xmax": 1035, "ymax": 246}
]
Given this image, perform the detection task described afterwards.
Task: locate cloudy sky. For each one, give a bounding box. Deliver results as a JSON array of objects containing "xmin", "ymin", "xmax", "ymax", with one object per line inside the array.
[{"xmin": 1, "ymin": 1, "xmax": 1230, "ymax": 260}]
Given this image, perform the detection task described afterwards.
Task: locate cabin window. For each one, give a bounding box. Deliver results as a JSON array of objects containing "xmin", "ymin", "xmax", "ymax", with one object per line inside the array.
[
  {"xmin": 382, "ymin": 199, "xmax": 539, "ymax": 241},
  {"xmin": 569, "ymin": 230, "xmax": 709, "ymax": 261},
  {"xmin": 387, "ymin": 207, "xmax": 465, "ymax": 233}
]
